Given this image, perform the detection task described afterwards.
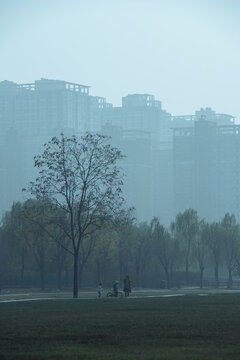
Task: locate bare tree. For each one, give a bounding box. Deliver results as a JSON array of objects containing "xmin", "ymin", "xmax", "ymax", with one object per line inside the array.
[{"xmin": 25, "ymin": 133, "xmax": 124, "ymax": 298}]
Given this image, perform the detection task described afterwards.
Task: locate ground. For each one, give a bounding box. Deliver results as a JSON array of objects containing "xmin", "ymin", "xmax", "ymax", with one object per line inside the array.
[{"xmin": 1, "ymin": 290, "xmax": 240, "ymax": 359}]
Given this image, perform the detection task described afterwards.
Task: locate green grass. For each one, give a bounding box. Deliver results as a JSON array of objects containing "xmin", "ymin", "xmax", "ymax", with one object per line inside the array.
[{"xmin": 1, "ymin": 294, "xmax": 240, "ymax": 359}]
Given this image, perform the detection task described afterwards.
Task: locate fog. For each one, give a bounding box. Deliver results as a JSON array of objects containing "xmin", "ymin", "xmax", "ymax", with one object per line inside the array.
[
  {"xmin": 1, "ymin": 0, "xmax": 240, "ymax": 115},
  {"xmin": 1, "ymin": 0, "xmax": 240, "ymax": 224}
]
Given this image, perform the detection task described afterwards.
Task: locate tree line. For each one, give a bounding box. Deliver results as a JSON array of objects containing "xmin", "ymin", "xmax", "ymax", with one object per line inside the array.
[
  {"xmin": 1, "ymin": 133, "xmax": 240, "ymax": 296},
  {"xmin": 1, "ymin": 204, "xmax": 240, "ymax": 293}
]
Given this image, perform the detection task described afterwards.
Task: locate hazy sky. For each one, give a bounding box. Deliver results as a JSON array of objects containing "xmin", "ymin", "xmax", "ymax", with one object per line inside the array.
[{"xmin": 1, "ymin": 0, "xmax": 240, "ymax": 120}]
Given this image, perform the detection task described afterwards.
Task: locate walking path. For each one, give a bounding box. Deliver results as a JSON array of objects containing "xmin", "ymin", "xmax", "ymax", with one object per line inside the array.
[{"xmin": 1, "ymin": 288, "xmax": 240, "ymax": 304}]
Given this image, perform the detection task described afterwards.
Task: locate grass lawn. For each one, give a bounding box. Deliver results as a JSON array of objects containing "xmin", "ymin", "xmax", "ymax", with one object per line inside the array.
[{"xmin": 1, "ymin": 294, "xmax": 240, "ymax": 359}]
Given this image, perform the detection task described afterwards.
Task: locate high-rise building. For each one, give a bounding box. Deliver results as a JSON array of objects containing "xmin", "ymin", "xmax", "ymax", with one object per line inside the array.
[
  {"xmin": 173, "ymin": 118, "xmax": 240, "ymax": 221},
  {"xmin": 92, "ymin": 93, "xmax": 172, "ymax": 150},
  {"xmin": 89, "ymin": 96, "xmax": 112, "ymax": 132},
  {"xmin": 101, "ymin": 123, "xmax": 152, "ymax": 221},
  {"xmin": 97, "ymin": 94, "xmax": 173, "ymax": 221},
  {"xmin": 0, "ymin": 78, "xmax": 91, "ymax": 214},
  {"xmin": 152, "ymin": 148, "xmax": 173, "ymax": 224},
  {"xmin": 0, "ymin": 79, "xmax": 91, "ymax": 137},
  {"xmin": 0, "ymin": 78, "xmax": 237, "ymax": 224}
]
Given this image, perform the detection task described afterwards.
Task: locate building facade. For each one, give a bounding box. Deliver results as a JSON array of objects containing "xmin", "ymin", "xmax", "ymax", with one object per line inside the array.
[
  {"xmin": 93, "ymin": 93, "xmax": 172, "ymax": 150},
  {"xmin": 0, "ymin": 78, "xmax": 91, "ymax": 214},
  {"xmin": 173, "ymin": 118, "xmax": 240, "ymax": 221},
  {"xmin": 0, "ymin": 78, "xmax": 237, "ymax": 224}
]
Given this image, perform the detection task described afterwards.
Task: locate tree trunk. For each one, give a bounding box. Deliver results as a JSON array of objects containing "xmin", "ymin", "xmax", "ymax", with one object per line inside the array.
[
  {"xmin": 119, "ymin": 261, "xmax": 123, "ymax": 284},
  {"xmin": 20, "ymin": 247, "xmax": 25, "ymax": 287},
  {"xmin": 102, "ymin": 259, "xmax": 107, "ymax": 284},
  {"xmin": 170, "ymin": 265, "xmax": 174, "ymax": 288},
  {"xmin": 140, "ymin": 267, "xmax": 145, "ymax": 288},
  {"xmin": 135, "ymin": 260, "xmax": 140, "ymax": 288},
  {"xmin": 78, "ymin": 264, "xmax": 84, "ymax": 289},
  {"xmin": 214, "ymin": 263, "xmax": 219, "ymax": 288},
  {"xmin": 228, "ymin": 268, "xmax": 233, "ymax": 289},
  {"xmin": 199, "ymin": 267, "xmax": 204, "ymax": 289},
  {"xmin": 40, "ymin": 258, "xmax": 45, "ymax": 291},
  {"xmin": 57, "ymin": 262, "xmax": 62, "ymax": 290},
  {"xmin": 164, "ymin": 268, "xmax": 170, "ymax": 289},
  {"xmin": 96, "ymin": 260, "xmax": 101, "ymax": 284},
  {"xmin": 73, "ymin": 252, "xmax": 79, "ymax": 298},
  {"xmin": 185, "ymin": 259, "xmax": 189, "ymax": 286}
]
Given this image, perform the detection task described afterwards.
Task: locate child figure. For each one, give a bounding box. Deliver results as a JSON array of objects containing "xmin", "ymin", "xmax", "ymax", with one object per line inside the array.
[{"xmin": 98, "ymin": 282, "xmax": 103, "ymax": 298}]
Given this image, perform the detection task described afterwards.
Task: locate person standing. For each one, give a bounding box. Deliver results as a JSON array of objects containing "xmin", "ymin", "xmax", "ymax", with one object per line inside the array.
[
  {"xmin": 123, "ymin": 275, "xmax": 131, "ymax": 297},
  {"xmin": 98, "ymin": 282, "xmax": 103, "ymax": 298}
]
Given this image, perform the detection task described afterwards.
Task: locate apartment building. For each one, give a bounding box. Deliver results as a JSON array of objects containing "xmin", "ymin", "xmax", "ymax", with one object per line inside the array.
[
  {"xmin": 93, "ymin": 93, "xmax": 172, "ymax": 150},
  {"xmin": 0, "ymin": 78, "xmax": 91, "ymax": 213},
  {"xmin": 173, "ymin": 118, "xmax": 240, "ymax": 221},
  {"xmin": 0, "ymin": 78, "xmax": 237, "ymax": 224}
]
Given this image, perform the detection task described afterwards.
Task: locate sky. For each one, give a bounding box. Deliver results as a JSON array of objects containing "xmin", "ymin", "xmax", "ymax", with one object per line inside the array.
[{"xmin": 1, "ymin": 0, "xmax": 240, "ymax": 120}]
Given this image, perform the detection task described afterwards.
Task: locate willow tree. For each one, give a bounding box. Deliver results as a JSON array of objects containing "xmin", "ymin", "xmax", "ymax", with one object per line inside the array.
[
  {"xmin": 196, "ymin": 220, "xmax": 208, "ymax": 289},
  {"xmin": 173, "ymin": 209, "xmax": 199, "ymax": 286},
  {"xmin": 133, "ymin": 222, "xmax": 152, "ymax": 288},
  {"xmin": 151, "ymin": 218, "xmax": 178, "ymax": 289},
  {"xmin": 25, "ymin": 133, "xmax": 124, "ymax": 298},
  {"xmin": 205, "ymin": 222, "xmax": 223, "ymax": 288},
  {"xmin": 221, "ymin": 213, "xmax": 240, "ymax": 289}
]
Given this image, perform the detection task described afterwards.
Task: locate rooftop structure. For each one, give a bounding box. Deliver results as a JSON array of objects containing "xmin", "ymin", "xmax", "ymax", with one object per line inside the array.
[
  {"xmin": 17, "ymin": 78, "xmax": 90, "ymax": 93},
  {"xmin": 92, "ymin": 93, "xmax": 171, "ymax": 150},
  {"xmin": 0, "ymin": 78, "xmax": 91, "ymax": 136},
  {"xmin": 172, "ymin": 107, "xmax": 235, "ymax": 128},
  {"xmin": 122, "ymin": 94, "xmax": 162, "ymax": 108}
]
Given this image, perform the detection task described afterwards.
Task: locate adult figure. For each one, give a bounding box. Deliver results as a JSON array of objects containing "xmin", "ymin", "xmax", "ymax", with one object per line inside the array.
[
  {"xmin": 98, "ymin": 282, "xmax": 103, "ymax": 298},
  {"xmin": 123, "ymin": 275, "xmax": 131, "ymax": 297}
]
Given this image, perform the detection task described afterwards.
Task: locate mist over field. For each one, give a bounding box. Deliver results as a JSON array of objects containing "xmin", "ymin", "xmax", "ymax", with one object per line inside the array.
[
  {"xmin": 0, "ymin": 0, "xmax": 240, "ymax": 218},
  {"xmin": 2, "ymin": 3, "xmax": 240, "ymax": 360},
  {"xmin": 1, "ymin": 0, "xmax": 240, "ymax": 298}
]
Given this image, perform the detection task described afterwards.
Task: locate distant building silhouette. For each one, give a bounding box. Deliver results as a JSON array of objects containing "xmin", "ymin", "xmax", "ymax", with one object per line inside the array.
[
  {"xmin": 95, "ymin": 93, "xmax": 172, "ymax": 221},
  {"xmin": 101, "ymin": 123, "xmax": 152, "ymax": 221},
  {"xmin": 92, "ymin": 93, "xmax": 172, "ymax": 150},
  {"xmin": 0, "ymin": 78, "xmax": 90, "ymax": 136},
  {"xmin": 173, "ymin": 118, "xmax": 240, "ymax": 221},
  {"xmin": 0, "ymin": 78, "xmax": 237, "ymax": 223},
  {"xmin": 0, "ymin": 78, "xmax": 91, "ymax": 213},
  {"xmin": 172, "ymin": 107, "xmax": 235, "ymax": 129}
]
